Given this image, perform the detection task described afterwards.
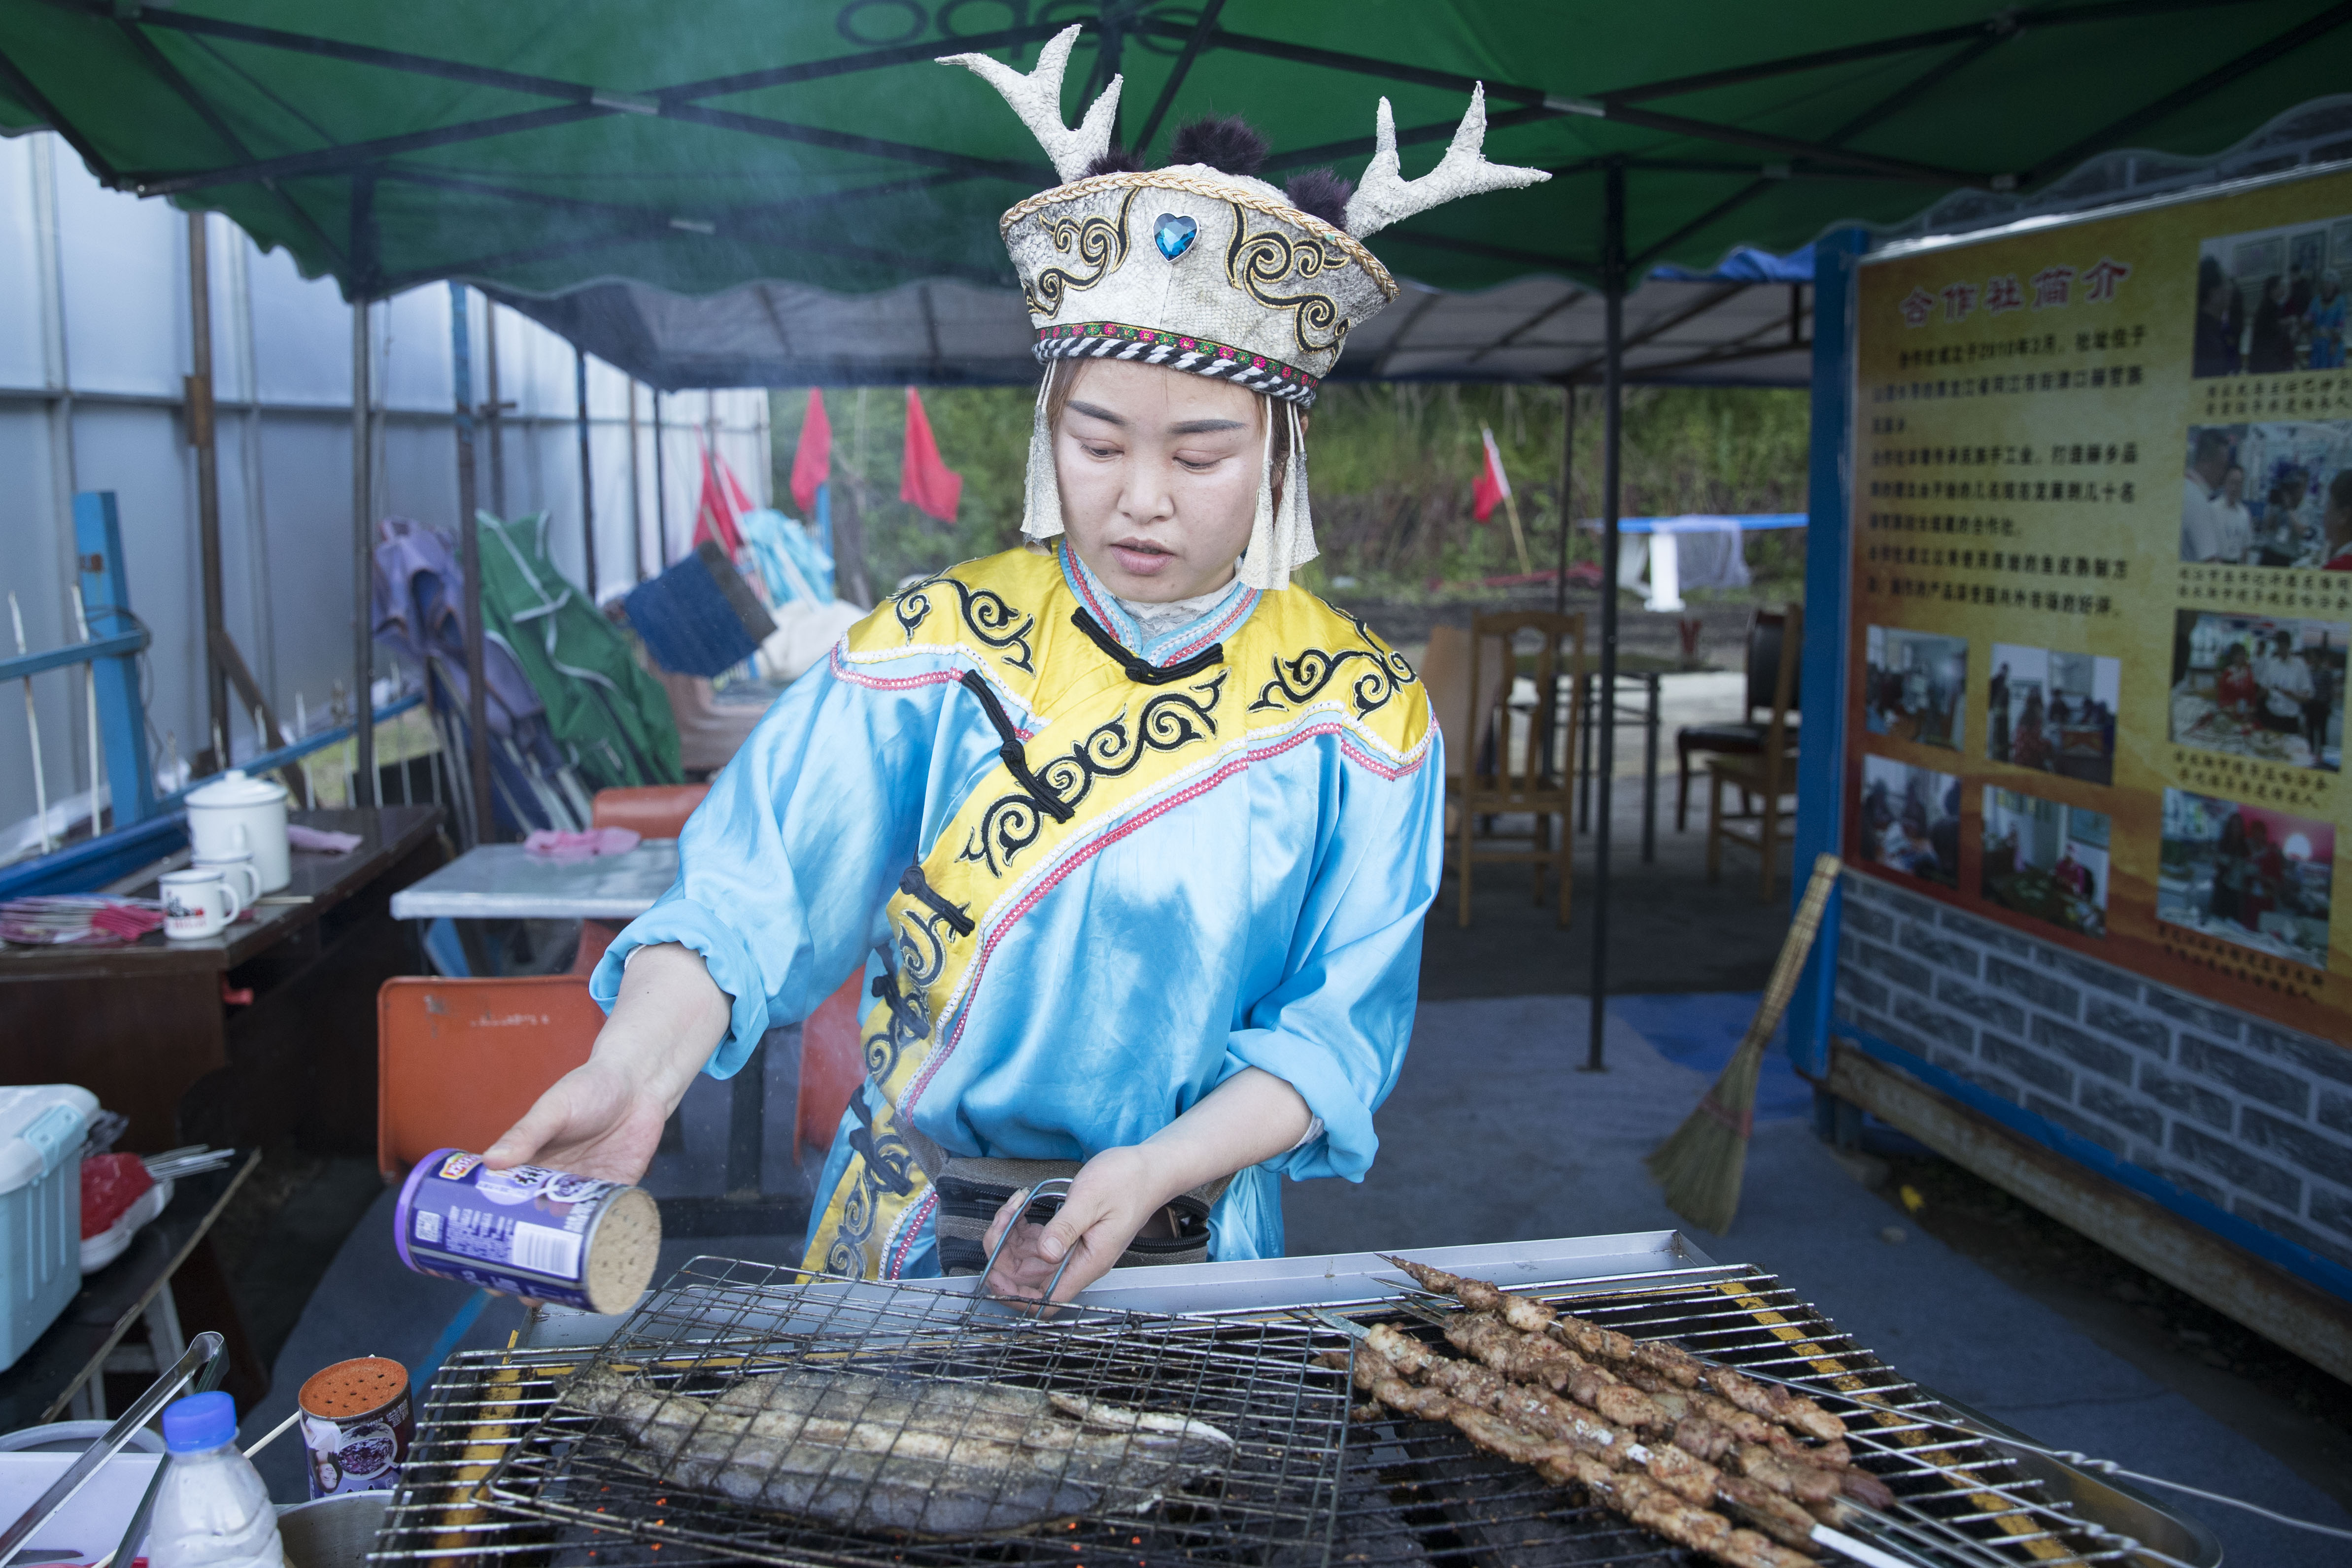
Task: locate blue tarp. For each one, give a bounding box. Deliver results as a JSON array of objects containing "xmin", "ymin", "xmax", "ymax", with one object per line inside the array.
[{"xmin": 1650, "ymin": 243, "xmax": 1814, "ymax": 284}]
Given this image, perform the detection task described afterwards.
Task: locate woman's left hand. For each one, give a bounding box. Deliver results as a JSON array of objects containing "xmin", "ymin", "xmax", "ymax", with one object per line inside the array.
[{"xmin": 980, "ymin": 1146, "xmax": 1166, "ymax": 1304}]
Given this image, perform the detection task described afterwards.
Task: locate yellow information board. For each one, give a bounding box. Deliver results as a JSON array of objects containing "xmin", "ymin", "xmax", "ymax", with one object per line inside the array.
[{"xmin": 1849, "ymin": 165, "xmax": 2352, "ymax": 1036}]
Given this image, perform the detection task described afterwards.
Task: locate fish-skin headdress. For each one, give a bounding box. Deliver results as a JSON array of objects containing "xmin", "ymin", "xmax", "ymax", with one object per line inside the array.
[{"xmin": 943, "ymin": 27, "xmax": 1549, "ymax": 590}]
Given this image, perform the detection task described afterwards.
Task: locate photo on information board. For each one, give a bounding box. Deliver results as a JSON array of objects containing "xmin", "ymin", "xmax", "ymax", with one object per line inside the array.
[
  {"xmin": 1986, "ymin": 643, "xmax": 2120, "ymax": 784},
  {"xmin": 2168, "ymin": 609, "xmax": 2345, "ymax": 771},
  {"xmin": 2178, "ymin": 419, "xmax": 2352, "ymax": 566},
  {"xmin": 1863, "ymin": 625, "xmax": 1968, "ymax": 751},
  {"xmin": 2191, "ymin": 212, "xmax": 2351, "ymax": 378},
  {"xmin": 2157, "ymin": 787, "xmax": 2335, "ymax": 971},
  {"xmin": 1981, "ymin": 788, "xmax": 2110, "ymax": 939},
  {"xmin": 1857, "ymin": 754, "xmax": 1960, "ymax": 889}
]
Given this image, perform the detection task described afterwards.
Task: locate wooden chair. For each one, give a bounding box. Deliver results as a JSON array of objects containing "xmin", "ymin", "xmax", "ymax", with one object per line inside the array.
[
  {"xmin": 1705, "ymin": 602, "xmax": 1802, "ymax": 902},
  {"xmin": 1449, "ymin": 612, "xmax": 1585, "ymax": 928},
  {"xmin": 1677, "ymin": 607, "xmax": 1801, "ymax": 829},
  {"xmin": 377, "ymin": 975, "xmax": 603, "ymax": 1179}
]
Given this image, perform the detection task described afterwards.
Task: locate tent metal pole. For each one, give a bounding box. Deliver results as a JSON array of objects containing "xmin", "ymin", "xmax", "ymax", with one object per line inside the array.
[
  {"xmin": 1585, "ymin": 160, "xmax": 1626, "ymax": 1074},
  {"xmin": 628, "ymin": 380, "xmax": 647, "ymax": 581},
  {"xmin": 1554, "ymin": 384, "xmax": 1573, "ymax": 617},
  {"xmin": 187, "ymin": 211, "xmax": 228, "ymax": 767},
  {"xmin": 484, "ymin": 300, "xmax": 505, "ymax": 519},
  {"xmin": 652, "ymin": 389, "xmax": 668, "ymax": 566},
  {"xmin": 449, "ymin": 282, "xmax": 493, "ymax": 845},
  {"xmin": 350, "ymin": 296, "xmax": 375, "ymax": 809},
  {"xmin": 576, "ymin": 347, "xmax": 597, "ymax": 601}
]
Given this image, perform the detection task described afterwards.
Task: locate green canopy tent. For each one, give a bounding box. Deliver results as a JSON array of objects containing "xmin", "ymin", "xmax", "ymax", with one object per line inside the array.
[{"xmin": 7, "ymin": 0, "xmax": 2348, "ymax": 1035}]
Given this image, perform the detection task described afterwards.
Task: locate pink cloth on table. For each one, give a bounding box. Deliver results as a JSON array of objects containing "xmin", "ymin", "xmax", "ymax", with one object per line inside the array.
[
  {"xmin": 287, "ymin": 824, "xmax": 363, "ymax": 853},
  {"xmin": 523, "ymin": 826, "xmax": 642, "ymax": 862}
]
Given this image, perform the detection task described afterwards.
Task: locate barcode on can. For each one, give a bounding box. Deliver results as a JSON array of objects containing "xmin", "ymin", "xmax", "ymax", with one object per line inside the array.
[{"xmin": 510, "ymin": 1221, "xmax": 582, "ymax": 1278}]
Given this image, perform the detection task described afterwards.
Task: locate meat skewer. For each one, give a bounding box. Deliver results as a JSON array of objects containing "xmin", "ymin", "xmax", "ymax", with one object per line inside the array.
[
  {"xmin": 1373, "ymin": 1316, "xmax": 1853, "ymax": 1533},
  {"xmin": 1415, "ymin": 1307, "xmax": 1892, "ymax": 1512},
  {"xmin": 1346, "ymin": 1336, "xmax": 1816, "ymax": 1568},
  {"xmin": 1384, "ymin": 1257, "xmax": 1849, "ymax": 1444}
]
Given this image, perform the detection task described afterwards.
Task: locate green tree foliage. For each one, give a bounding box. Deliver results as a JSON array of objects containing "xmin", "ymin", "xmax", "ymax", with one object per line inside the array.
[{"xmin": 772, "ymin": 381, "xmax": 1810, "ymax": 602}]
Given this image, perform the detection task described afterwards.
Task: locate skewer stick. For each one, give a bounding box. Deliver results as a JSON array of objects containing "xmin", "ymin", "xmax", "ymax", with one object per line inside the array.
[
  {"xmin": 241, "ymin": 1408, "xmax": 302, "ymax": 1459},
  {"xmin": 71, "ymin": 586, "xmax": 99, "ymax": 840},
  {"xmin": 9, "ymin": 594, "xmax": 52, "ymax": 854}
]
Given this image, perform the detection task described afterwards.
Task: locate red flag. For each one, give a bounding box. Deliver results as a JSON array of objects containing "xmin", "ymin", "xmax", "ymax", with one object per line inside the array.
[
  {"xmin": 692, "ymin": 445, "xmax": 745, "ymax": 555},
  {"xmin": 1471, "ymin": 425, "xmax": 1511, "ymax": 523},
  {"xmin": 899, "ymin": 387, "xmax": 963, "ymax": 523},
  {"xmin": 790, "ymin": 388, "xmax": 831, "ymax": 514}
]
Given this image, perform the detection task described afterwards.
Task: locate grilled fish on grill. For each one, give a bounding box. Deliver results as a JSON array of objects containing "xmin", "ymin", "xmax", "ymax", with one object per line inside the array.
[{"xmin": 559, "ymin": 1365, "xmax": 1235, "ymax": 1538}]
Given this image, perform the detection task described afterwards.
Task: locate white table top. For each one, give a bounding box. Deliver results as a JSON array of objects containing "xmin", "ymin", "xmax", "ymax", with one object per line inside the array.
[{"xmin": 389, "ymin": 841, "xmax": 680, "ymax": 920}]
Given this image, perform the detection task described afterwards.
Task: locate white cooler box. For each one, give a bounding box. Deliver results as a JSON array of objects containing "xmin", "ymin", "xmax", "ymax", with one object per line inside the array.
[{"xmin": 0, "ymin": 1086, "xmax": 98, "ymax": 1372}]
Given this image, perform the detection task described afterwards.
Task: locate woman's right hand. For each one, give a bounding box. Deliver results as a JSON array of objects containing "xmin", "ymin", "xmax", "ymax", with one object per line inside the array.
[
  {"xmin": 483, "ymin": 1057, "xmax": 673, "ymax": 1183},
  {"xmin": 481, "ymin": 941, "xmax": 734, "ymax": 1182}
]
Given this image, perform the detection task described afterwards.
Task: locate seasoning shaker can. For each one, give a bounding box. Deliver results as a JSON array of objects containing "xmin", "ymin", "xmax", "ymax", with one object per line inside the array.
[
  {"xmin": 393, "ymin": 1149, "xmax": 661, "ymax": 1313},
  {"xmin": 298, "ymin": 1357, "xmax": 413, "ymax": 1499}
]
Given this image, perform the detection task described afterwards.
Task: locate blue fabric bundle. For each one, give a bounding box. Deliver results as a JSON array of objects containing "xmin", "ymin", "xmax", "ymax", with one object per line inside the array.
[{"xmin": 623, "ymin": 541, "xmax": 777, "ymax": 677}]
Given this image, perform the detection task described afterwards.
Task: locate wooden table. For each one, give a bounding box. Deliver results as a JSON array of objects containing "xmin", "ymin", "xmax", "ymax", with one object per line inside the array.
[
  {"xmin": 0, "ymin": 807, "xmax": 447, "ymax": 1155},
  {"xmin": 0, "ymin": 1153, "xmax": 265, "ymax": 1427}
]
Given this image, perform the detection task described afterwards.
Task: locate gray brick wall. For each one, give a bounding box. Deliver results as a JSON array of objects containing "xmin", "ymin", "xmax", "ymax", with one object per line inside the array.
[{"xmin": 1832, "ymin": 871, "xmax": 2352, "ymax": 1273}]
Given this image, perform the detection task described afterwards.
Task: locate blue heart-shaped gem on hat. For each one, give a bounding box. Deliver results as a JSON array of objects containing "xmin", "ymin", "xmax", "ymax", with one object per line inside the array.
[{"xmin": 1154, "ymin": 213, "xmax": 1198, "ymax": 260}]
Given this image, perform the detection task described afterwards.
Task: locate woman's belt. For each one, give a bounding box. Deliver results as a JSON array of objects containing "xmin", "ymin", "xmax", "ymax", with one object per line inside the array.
[{"xmin": 853, "ymin": 1084, "xmax": 1229, "ymax": 1274}]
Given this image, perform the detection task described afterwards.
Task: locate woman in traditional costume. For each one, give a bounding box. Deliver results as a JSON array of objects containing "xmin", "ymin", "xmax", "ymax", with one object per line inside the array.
[{"xmin": 483, "ymin": 29, "xmax": 1545, "ymax": 1302}]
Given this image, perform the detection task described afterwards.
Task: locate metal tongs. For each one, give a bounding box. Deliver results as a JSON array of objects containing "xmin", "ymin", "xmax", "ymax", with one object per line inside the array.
[
  {"xmin": 976, "ymin": 1177, "xmax": 1083, "ymax": 1307},
  {"xmin": 0, "ymin": 1330, "xmax": 225, "ymax": 1568}
]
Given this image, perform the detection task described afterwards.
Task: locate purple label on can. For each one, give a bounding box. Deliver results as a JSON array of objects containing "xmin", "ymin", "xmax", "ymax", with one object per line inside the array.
[{"xmin": 395, "ymin": 1147, "xmax": 623, "ymax": 1309}]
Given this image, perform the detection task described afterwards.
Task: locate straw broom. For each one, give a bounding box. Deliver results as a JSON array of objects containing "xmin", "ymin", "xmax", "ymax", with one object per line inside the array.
[{"xmin": 1645, "ymin": 852, "xmax": 1842, "ymax": 1233}]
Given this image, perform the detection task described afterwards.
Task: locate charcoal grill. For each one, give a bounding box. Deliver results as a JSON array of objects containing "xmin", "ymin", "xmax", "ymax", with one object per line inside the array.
[
  {"xmin": 370, "ymin": 1256, "xmax": 1355, "ymax": 1568},
  {"xmin": 1306, "ymin": 1265, "xmax": 2220, "ymax": 1568},
  {"xmin": 366, "ymin": 1238, "xmax": 2217, "ymax": 1568}
]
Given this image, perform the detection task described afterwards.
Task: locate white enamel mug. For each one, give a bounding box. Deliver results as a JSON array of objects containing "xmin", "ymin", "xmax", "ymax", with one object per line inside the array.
[
  {"xmin": 192, "ymin": 852, "xmax": 264, "ymax": 907},
  {"xmin": 160, "ymin": 866, "xmax": 245, "ymax": 941}
]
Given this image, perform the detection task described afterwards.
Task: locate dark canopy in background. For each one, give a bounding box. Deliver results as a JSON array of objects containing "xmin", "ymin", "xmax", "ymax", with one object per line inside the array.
[{"xmin": 5, "ymin": 0, "xmax": 2352, "ymax": 388}]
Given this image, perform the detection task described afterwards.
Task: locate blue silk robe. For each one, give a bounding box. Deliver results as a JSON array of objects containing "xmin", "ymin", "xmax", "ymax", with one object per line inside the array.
[{"xmin": 592, "ymin": 542, "xmax": 1444, "ymax": 1277}]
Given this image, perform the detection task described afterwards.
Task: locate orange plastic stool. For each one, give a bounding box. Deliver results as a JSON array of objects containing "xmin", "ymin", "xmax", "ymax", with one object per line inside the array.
[
  {"xmin": 376, "ymin": 975, "xmax": 603, "ymax": 1179},
  {"xmin": 796, "ymin": 975, "xmax": 868, "ymax": 1164}
]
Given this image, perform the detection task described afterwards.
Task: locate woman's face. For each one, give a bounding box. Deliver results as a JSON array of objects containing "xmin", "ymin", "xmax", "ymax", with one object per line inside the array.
[{"xmin": 1054, "ymin": 360, "xmax": 1269, "ymax": 603}]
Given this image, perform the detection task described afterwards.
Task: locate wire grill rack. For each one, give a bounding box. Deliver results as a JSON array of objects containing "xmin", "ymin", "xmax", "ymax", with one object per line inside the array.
[
  {"xmin": 368, "ymin": 1257, "xmax": 1355, "ymax": 1568},
  {"xmin": 1309, "ymin": 1265, "xmax": 2196, "ymax": 1568}
]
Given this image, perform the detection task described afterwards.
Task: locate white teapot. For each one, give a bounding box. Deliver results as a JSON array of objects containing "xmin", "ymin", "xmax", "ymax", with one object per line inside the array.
[{"xmin": 185, "ymin": 769, "xmax": 291, "ymax": 892}]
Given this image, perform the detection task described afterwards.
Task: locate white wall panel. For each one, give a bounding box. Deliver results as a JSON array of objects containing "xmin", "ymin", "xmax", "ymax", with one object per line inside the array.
[
  {"xmin": 53, "ymin": 153, "xmax": 182, "ymax": 399},
  {"xmin": 0, "ymin": 140, "xmax": 52, "ymax": 390},
  {"xmin": 0, "ymin": 133, "xmax": 774, "ymax": 840},
  {"xmin": 246, "ymin": 238, "xmax": 354, "ymax": 408}
]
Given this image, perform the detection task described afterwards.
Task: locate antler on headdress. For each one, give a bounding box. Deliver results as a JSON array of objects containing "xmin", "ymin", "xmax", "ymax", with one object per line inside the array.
[
  {"xmin": 1342, "ymin": 85, "xmax": 1550, "ymax": 239},
  {"xmin": 939, "ymin": 25, "xmax": 1122, "ymax": 185}
]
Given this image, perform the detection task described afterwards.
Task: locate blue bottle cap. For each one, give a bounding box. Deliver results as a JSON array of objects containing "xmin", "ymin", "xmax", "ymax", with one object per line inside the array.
[{"xmin": 162, "ymin": 1392, "xmax": 238, "ymax": 1454}]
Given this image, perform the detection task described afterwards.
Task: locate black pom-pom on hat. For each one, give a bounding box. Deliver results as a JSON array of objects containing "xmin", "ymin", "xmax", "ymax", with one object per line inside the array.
[
  {"xmin": 1167, "ymin": 115, "xmax": 1268, "ymax": 177},
  {"xmin": 1084, "ymin": 146, "xmax": 1145, "ymax": 177},
  {"xmin": 1284, "ymin": 169, "xmax": 1355, "ymax": 230}
]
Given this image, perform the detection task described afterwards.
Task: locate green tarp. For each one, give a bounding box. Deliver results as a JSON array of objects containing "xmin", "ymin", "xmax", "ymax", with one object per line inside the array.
[
  {"xmin": 2, "ymin": 1, "xmax": 2345, "ymax": 304},
  {"xmin": 477, "ymin": 511, "xmax": 680, "ymax": 792}
]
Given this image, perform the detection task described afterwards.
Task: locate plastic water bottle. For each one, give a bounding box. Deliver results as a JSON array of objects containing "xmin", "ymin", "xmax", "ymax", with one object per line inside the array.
[{"xmin": 147, "ymin": 1392, "xmax": 286, "ymax": 1568}]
